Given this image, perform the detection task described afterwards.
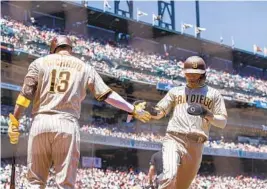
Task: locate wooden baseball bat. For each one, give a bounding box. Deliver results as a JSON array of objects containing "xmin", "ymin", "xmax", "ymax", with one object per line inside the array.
[{"xmin": 10, "ymin": 145, "xmax": 17, "ymax": 189}]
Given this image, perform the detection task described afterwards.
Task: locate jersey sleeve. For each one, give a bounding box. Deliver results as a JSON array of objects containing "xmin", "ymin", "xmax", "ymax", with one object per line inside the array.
[
  {"xmin": 87, "ymin": 66, "xmax": 112, "ymax": 101},
  {"xmin": 213, "ymin": 90, "xmax": 228, "ymax": 117},
  {"xmin": 20, "ymin": 60, "xmax": 40, "ymax": 100},
  {"xmin": 156, "ymin": 88, "xmax": 176, "ymax": 116}
]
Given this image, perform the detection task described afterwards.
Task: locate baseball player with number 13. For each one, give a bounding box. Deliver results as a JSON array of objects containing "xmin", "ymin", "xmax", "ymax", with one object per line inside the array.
[
  {"xmin": 7, "ymin": 35, "xmax": 151, "ymax": 189},
  {"xmin": 138, "ymin": 56, "xmax": 228, "ymax": 189}
]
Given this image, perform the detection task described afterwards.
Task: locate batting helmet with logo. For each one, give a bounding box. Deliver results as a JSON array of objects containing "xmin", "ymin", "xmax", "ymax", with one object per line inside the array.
[
  {"xmin": 50, "ymin": 35, "xmax": 72, "ymax": 54},
  {"xmin": 183, "ymin": 56, "xmax": 207, "ymax": 88},
  {"xmin": 183, "ymin": 56, "xmax": 206, "ymax": 74}
]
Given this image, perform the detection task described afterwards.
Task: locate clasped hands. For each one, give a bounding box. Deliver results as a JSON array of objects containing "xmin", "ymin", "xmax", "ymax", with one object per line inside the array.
[{"xmin": 131, "ymin": 100, "xmax": 153, "ymax": 123}]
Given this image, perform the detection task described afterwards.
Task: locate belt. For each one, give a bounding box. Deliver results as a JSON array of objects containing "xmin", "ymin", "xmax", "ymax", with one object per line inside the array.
[{"xmin": 168, "ymin": 131, "xmax": 208, "ymax": 143}]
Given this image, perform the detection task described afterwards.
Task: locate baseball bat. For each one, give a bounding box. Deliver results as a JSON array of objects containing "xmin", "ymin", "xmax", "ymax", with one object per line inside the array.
[{"xmin": 10, "ymin": 145, "xmax": 17, "ymax": 189}]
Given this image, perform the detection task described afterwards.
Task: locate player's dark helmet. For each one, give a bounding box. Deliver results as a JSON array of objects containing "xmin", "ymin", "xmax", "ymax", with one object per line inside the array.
[
  {"xmin": 183, "ymin": 56, "xmax": 206, "ymax": 87},
  {"xmin": 50, "ymin": 35, "xmax": 72, "ymax": 54}
]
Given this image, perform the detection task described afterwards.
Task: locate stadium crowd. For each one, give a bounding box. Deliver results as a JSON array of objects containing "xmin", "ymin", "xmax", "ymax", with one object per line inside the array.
[
  {"xmin": 80, "ymin": 124, "xmax": 267, "ymax": 153},
  {"xmin": 1, "ymin": 160, "xmax": 267, "ymax": 189},
  {"xmin": 1, "ymin": 111, "xmax": 267, "ymax": 153},
  {"xmin": 80, "ymin": 123, "xmax": 163, "ymax": 143},
  {"xmin": 2, "ymin": 7, "xmax": 267, "ymax": 189},
  {"xmin": 191, "ymin": 174, "xmax": 267, "ymax": 189},
  {"xmin": 1, "ymin": 16, "xmax": 267, "ymax": 104}
]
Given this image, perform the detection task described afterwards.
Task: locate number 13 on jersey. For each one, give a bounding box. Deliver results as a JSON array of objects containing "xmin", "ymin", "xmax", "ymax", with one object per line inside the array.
[{"xmin": 49, "ymin": 69, "xmax": 71, "ymax": 93}]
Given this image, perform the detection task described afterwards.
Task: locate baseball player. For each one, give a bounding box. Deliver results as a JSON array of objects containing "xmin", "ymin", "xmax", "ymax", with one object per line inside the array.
[
  {"xmin": 140, "ymin": 56, "xmax": 227, "ymax": 189},
  {"xmin": 7, "ymin": 35, "xmax": 151, "ymax": 189}
]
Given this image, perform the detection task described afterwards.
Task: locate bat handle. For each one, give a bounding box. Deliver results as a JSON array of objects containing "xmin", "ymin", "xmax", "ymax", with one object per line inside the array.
[{"xmin": 10, "ymin": 145, "xmax": 17, "ymax": 189}]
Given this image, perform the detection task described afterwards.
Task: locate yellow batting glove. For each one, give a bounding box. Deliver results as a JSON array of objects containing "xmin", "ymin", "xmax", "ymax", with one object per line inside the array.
[
  {"xmin": 8, "ymin": 113, "xmax": 20, "ymax": 144},
  {"xmin": 132, "ymin": 102, "xmax": 151, "ymax": 123}
]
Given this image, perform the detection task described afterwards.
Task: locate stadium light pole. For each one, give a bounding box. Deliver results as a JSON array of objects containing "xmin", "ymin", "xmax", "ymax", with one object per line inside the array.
[{"xmin": 195, "ymin": 0, "xmax": 200, "ymax": 38}]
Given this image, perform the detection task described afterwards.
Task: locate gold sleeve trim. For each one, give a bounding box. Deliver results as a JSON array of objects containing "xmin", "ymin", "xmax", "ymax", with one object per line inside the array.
[{"xmin": 96, "ymin": 89, "xmax": 113, "ymax": 101}]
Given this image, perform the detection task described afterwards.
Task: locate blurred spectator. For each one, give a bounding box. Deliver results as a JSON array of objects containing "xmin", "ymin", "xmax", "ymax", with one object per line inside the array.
[
  {"xmin": 80, "ymin": 124, "xmax": 267, "ymax": 153},
  {"xmin": 1, "ymin": 113, "xmax": 267, "ymax": 153},
  {"xmin": 0, "ymin": 160, "xmax": 266, "ymax": 189},
  {"xmin": 1, "ymin": 16, "xmax": 267, "ymax": 103}
]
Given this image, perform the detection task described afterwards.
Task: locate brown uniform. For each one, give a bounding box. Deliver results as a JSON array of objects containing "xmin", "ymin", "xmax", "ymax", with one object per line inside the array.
[
  {"xmin": 156, "ymin": 85, "xmax": 227, "ymax": 189},
  {"xmin": 25, "ymin": 53, "xmax": 112, "ymax": 188}
]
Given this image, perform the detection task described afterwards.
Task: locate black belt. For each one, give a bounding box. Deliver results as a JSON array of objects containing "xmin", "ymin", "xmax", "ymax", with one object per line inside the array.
[{"xmin": 168, "ymin": 131, "xmax": 208, "ymax": 143}]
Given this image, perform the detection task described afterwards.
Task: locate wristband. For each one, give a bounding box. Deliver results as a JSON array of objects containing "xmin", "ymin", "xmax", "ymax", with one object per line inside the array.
[{"xmin": 16, "ymin": 94, "xmax": 31, "ymax": 108}]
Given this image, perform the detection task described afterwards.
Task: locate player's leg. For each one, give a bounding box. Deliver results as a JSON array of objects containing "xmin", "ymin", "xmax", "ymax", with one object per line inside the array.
[
  {"xmin": 158, "ymin": 136, "xmax": 182, "ymax": 189},
  {"xmin": 51, "ymin": 123, "xmax": 80, "ymax": 189},
  {"xmin": 175, "ymin": 142, "xmax": 204, "ymax": 189},
  {"xmin": 27, "ymin": 132, "xmax": 52, "ymax": 189}
]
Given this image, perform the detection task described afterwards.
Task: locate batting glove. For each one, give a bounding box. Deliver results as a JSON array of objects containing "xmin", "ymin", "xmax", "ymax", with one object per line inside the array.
[
  {"xmin": 132, "ymin": 101, "xmax": 151, "ymax": 123},
  {"xmin": 8, "ymin": 113, "xmax": 20, "ymax": 144}
]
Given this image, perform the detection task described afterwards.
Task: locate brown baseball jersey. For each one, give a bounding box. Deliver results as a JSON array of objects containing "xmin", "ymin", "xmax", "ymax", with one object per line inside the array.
[
  {"xmin": 25, "ymin": 53, "xmax": 112, "ymax": 119},
  {"xmin": 156, "ymin": 85, "xmax": 227, "ymax": 138}
]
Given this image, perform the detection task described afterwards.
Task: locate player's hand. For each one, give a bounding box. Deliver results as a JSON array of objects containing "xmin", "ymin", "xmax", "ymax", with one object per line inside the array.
[
  {"xmin": 187, "ymin": 103, "xmax": 213, "ymax": 118},
  {"xmin": 132, "ymin": 100, "xmax": 151, "ymax": 123},
  {"xmin": 8, "ymin": 113, "xmax": 20, "ymax": 144}
]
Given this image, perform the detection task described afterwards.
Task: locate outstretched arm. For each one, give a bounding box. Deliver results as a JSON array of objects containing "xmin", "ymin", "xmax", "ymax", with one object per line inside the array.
[
  {"xmin": 87, "ymin": 66, "xmax": 134, "ymax": 112},
  {"xmin": 104, "ymin": 91, "xmax": 134, "ymax": 113},
  {"xmin": 151, "ymin": 107, "xmax": 165, "ymax": 120},
  {"xmin": 87, "ymin": 66, "xmax": 151, "ymax": 122},
  {"xmin": 128, "ymin": 100, "xmax": 165, "ymax": 122},
  {"xmin": 104, "ymin": 92, "xmax": 151, "ymax": 123},
  {"xmin": 130, "ymin": 97, "xmax": 172, "ymax": 121},
  {"xmin": 151, "ymin": 88, "xmax": 176, "ymax": 120}
]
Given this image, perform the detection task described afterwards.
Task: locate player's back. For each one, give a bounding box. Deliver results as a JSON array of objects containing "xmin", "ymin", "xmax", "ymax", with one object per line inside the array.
[{"xmin": 31, "ymin": 54, "xmax": 89, "ymax": 119}]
